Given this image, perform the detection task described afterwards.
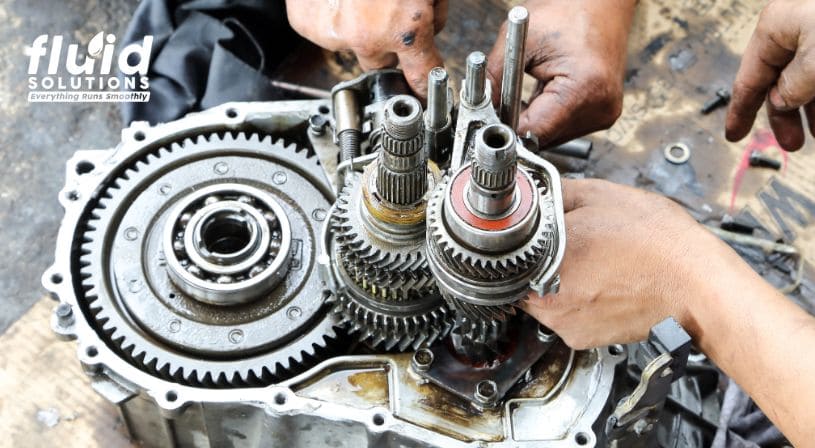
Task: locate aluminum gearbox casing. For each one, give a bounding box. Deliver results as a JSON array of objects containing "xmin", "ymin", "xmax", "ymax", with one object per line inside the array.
[{"xmin": 44, "ymin": 68, "xmax": 719, "ymax": 446}]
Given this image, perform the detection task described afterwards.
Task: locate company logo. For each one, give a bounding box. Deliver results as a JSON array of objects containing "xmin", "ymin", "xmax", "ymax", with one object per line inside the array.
[{"xmin": 25, "ymin": 32, "xmax": 153, "ymax": 103}]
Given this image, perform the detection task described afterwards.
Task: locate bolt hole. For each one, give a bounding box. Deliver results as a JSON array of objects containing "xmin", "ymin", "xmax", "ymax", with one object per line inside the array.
[
  {"xmin": 575, "ymin": 432, "xmax": 590, "ymax": 445},
  {"xmin": 166, "ymin": 391, "xmax": 178, "ymax": 402},
  {"xmin": 274, "ymin": 393, "xmax": 287, "ymax": 405},
  {"xmin": 318, "ymin": 105, "xmax": 330, "ymax": 114},
  {"xmin": 372, "ymin": 413, "xmax": 385, "ymax": 426},
  {"xmin": 133, "ymin": 131, "xmax": 146, "ymax": 141},
  {"xmin": 50, "ymin": 273, "xmax": 63, "ymax": 284},
  {"xmin": 226, "ymin": 108, "xmax": 238, "ymax": 118},
  {"xmin": 75, "ymin": 160, "xmax": 95, "ymax": 175},
  {"xmin": 168, "ymin": 293, "xmax": 176, "ymax": 299},
  {"xmin": 609, "ymin": 344, "xmax": 624, "ymax": 356},
  {"xmin": 65, "ymin": 190, "xmax": 80, "ymax": 201},
  {"xmin": 391, "ymin": 99, "xmax": 414, "ymax": 117},
  {"xmin": 86, "ymin": 346, "xmax": 98, "ymax": 357}
]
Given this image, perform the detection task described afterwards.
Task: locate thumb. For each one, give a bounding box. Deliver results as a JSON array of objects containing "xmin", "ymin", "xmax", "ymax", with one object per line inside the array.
[
  {"xmin": 518, "ymin": 77, "xmax": 579, "ymax": 146},
  {"xmin": 769, "ymin": 54, "xmax": 815, "ymax": 111},
  {"xmin": 486, "ymin": 24, "xmax": 508, "ymax": 106}
]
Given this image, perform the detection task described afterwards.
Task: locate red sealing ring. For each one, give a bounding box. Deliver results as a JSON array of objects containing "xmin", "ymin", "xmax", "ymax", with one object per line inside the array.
[{"xmin": 449, "ymin": 167, "xmax": 533, "ymax": 231}]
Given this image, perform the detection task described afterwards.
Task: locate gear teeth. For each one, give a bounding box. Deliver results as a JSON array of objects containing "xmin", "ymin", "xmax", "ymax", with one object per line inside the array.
[
  {"xmin": 330, "ymin": 293, "xmax": 451, "ymax": 352},
  {"xmin": 71, "ymin": 131, "xmax": 335, "ymax": 388},
  {"xmin": 426, "ymin": 172, "xmax": 556, "ymax": 324}
]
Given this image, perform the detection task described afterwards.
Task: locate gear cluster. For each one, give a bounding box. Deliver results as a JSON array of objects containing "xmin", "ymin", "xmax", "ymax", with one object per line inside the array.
[{"xmin": 326, "ymin": 95, "xmax": 453, "ymax": 351}]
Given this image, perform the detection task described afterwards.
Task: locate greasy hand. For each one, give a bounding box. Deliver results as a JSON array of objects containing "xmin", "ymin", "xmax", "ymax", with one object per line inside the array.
[
  {"xmin": 726, "ymin": 0, "xmax": 815, "ymax": 151},
  {"xmin": 285, "ymin": 0, "xmax": 447, "ymax": 98},
  {"xmin": 523, "ymin": 179, "xmax": 733, "ymax": 349},
  {"xmin": 486, "ymin": 0, "xmax": 636, "ymax": 147}
]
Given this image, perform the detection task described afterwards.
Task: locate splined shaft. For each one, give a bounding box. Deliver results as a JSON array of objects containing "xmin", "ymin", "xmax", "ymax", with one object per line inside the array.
[
  {"xmin": 377, "ymin": 95, "xmax": 426, "ymax": 206},
  {"xmin": 468, "ymin": 124, "xmax": 518, "ymax": 216}
]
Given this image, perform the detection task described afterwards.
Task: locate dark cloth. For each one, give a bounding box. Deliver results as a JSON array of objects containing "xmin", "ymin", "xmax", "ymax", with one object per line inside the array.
[
  {"xmin": 120, "ymin": 0, "xmax": 301, "ymax": 125},
  {"xmin": 712, "ymin": 379, "xmax": 787, "ymax": 448}
]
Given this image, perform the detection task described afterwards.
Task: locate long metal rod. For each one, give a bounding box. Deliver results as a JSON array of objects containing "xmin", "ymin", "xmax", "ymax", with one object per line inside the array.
[
  {"xmin": 499, "ymin": 6, "xmax": 529, "ymax": 129},
  {"xmin": 427, "ymin": 67, "xmax": 449, "ymax": 129},
  {"xmin": 270, "ymin": 80, "xmax": 331, "ymax": 99},
  {"xmin": 464, "ymin": 51, "xmax": 487, "ymax": 106}
]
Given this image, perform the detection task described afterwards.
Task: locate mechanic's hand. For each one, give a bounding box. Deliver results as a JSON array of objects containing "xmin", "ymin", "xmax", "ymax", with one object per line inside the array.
[
  {"xmin": 522, "ymin": 178, "xmax": 741, "ymax": 349},
  {"xmin": 486, "ymin": 0, "xmax": 636, "ymax": 147},
  {"xmin": 285, "ymin": 0, "xmax": 447, "ymax": 98},
  {"xmin": 726, "ymin": 0, "xmax": 815, "ymax": 151}
]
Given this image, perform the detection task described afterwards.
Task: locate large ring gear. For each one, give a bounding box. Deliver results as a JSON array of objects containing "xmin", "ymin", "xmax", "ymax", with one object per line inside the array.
[{"xmin": 70, "ymin": 131, "xmax": 337, "ymax": 387}]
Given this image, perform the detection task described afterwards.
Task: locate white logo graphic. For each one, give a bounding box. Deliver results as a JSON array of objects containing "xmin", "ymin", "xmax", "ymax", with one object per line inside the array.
[{"xmin": 26, "ymin": 32, "xmax": 153, "ymax": 103}]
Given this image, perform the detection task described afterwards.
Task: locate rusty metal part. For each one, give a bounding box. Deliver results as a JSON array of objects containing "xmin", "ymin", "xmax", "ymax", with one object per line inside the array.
[{"xmin": 416, "ymin": 316, "xmax": 557, "ymax": 408}]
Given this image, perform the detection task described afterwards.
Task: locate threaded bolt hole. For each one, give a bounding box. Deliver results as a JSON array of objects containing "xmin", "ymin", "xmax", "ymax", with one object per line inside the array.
[
  {"xmin": 274, "ymin": 393, "xmax": 287, "ymax": 405},
  {"xmin": 226, "ymin": 108, "xmax": 238, "ymax": 118},
  {"xmin": 318, "ymin": 105, "xmax": 330, "ymax": 114},
  {"xmin": 372, "ymin": 413, "xmax": 385, "ymax": 426},
  {"xmin": 51, "ymin": 273, "xmax": 63, "ymax": 284},
  {"xmin": 86, "ymin": 346, "xmax": 98, "ymax": 357},
  {"xmin": 166, "ymin": 391, "xmax": 178, "ymax": 402},
  {"xmin": 133, "ymin": 131, "xmax": 146, "ymax": 141},
  {"xmin": 575, "ymin": 432, "xmax": 590, "ymax": 445},
  {"xmin": 75, "ymin": 160, "xmax": 95, "ymax": 175}
]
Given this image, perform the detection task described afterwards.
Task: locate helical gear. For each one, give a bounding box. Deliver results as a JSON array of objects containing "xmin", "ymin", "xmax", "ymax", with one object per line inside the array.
[{"xmin": 331, "ymin": 174, "xmax": 435, "ymax": 301}]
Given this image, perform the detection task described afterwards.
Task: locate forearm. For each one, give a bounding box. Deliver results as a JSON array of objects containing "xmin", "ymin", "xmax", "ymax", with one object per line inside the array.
[{"xmin": 685, "ymin": 238, "xmax": 815, "ymax": 446}]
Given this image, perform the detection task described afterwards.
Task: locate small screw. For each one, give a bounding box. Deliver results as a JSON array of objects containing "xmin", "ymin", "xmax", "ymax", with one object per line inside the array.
[
  {"xmin": 701, "ymin": 88, "xmax": 731, "ymax": 114},
  {"xmin": 748, "ymin": 151, "xmax": 782, "ymax": 170},
  {"xmin": 309, "ymin": 114, "xmax": 328, "ymax": 136},
  {"xmin": 411, "ymin": 348, "xmax": 434, "ymax": 372}
]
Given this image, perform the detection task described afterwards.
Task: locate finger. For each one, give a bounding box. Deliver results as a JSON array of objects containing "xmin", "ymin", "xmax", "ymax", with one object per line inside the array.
[
  {"xmin": 396, "ymin": 29, "xmax": 445, "ymax": 99},
  {"xmin": 485, "ymin": 22, "xmax": 507, "ymax": 107},
  {"xmin": 769, "ymin": 52, "xmax": 815, "ymax": 111},
  {"xmin": 356, "ymin": 51, "xmax": 399, "ymax": 71},
  {"xmin": 517, "ymin": 75, "xmax": 581, "ymax": 145},
  {"xmin": 805, "ymin": 102, "xmax": 815, "ymax": 138},
  {"xmin": 561, "ymin": 178, "xmax": 589, "ymax": 213},
  {"xmin": 766, "ymin": 100, "xmax": 805, "ymax": 151},
  {"xmin": 725, "ymin": 15, "xmax": 795, "ymax": 142},
  {"xmin": 433, "ymin": 0, "xmax": 448, "ymax": 34}
]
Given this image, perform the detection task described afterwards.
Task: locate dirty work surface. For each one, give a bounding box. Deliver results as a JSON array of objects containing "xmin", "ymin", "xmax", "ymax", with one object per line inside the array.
[
  {"xmin": 0, "ymin": 0, "xmax": 137, "ymax": 333},
  {"xmin": 1, "ymin": 0, "xmax": 813, "ymax": 447}
]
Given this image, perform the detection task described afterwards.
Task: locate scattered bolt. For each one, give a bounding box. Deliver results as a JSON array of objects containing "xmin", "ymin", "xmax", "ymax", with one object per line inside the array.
[
  {"xmin": 700, "ymin": 88, "xmax": 731, "ymax": 114},
  {"xmin": 748, "ymin": 151, "xmax": 782, "ymax": 170}
]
